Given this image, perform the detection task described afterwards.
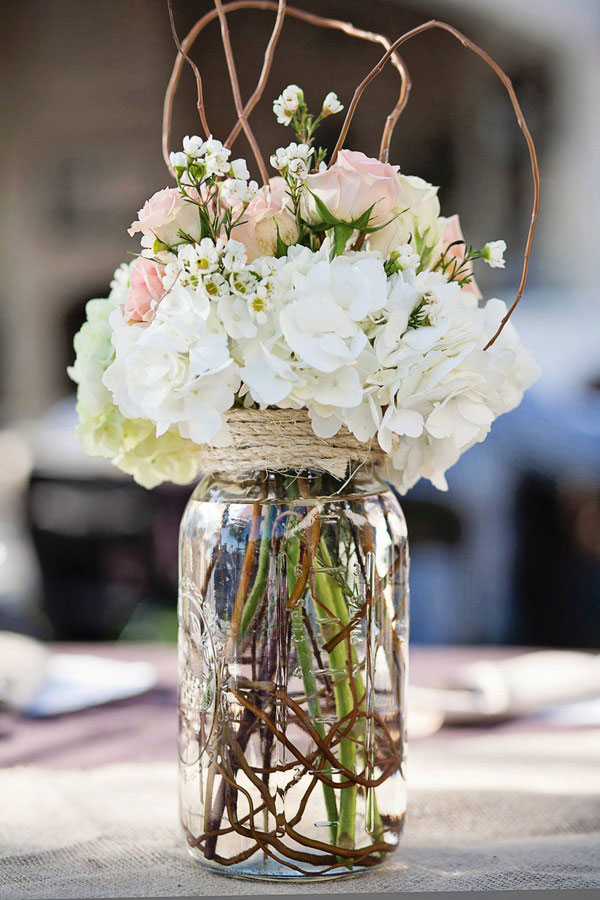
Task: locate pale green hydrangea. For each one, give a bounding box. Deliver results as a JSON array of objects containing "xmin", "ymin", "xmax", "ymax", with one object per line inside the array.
[{"xmin": 68, "ymin": 263, "xmax": 202, "ymax": 489}]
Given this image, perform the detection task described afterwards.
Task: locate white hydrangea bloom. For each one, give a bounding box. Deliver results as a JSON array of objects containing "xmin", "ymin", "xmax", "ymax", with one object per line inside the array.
[
  {"xmin": 68, "ymin": 262, "xmax": 204, "ymax": 488},
  {"xmin": 103, "ymin": 285, "xmax": 239, "ymax": 447},
  {"xmin": 221, "ymin": 239, "xmax": 248, "ymax": 274},
  {"xmin": 376, "ymin": 293, "xmax": 539, "ymax": 492},
  {"xmin": 279, "ymin": 254, "xmax": 387, "ymax": 373}
]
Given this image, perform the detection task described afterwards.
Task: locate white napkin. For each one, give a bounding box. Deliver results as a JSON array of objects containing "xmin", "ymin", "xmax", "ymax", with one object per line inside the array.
[
  {"xmin": 410, "ymin": 650, "xmax": 600, "ymax": 726},
  {"xmin": 24, "ymin": 653, "xmax": 157, "ymax": 717},
  {"xmin": 0, "ymin": 632, "xmax": 156, "ymax": 718}
]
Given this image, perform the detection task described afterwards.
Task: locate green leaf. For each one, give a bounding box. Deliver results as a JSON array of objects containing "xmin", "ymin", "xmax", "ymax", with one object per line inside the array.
[
  {"xmin": 362, "ymin": 206, "xmax": 410, "ymax": 235},
  {"xmin": 275, "ymin": 222, "xmax": 289, "ymax": 258},
  {"xmin": 198, "ymin": 206, "xmax": 213, "ymax": 241},
  {"xmin": 333, "ymin": 223, "xmax": 354, "ymax": 257},
  {"xmin": 351, "ymin": 203, "xmax": 377, "ymax": 230},
  {"xmin": 306, "ymin": 189, "xmax": 339, "ymax": 227}
]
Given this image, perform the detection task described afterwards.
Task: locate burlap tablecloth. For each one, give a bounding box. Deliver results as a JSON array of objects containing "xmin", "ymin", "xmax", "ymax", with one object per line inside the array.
[{"xmin": 1, "ymin": 727, "xmax": 599, "ymax": 897}]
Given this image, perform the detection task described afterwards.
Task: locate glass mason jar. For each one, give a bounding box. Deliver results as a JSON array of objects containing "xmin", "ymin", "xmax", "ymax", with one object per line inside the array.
[{"xmin": 178, "ymin": 466, "xmax": 409, "ymax": 879}]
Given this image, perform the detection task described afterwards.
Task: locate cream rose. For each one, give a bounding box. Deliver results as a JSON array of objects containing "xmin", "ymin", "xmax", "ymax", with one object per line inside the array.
[
  {"xmin": 128, "ymin": 187, "xmax": 201, "ymax": 252},
  {"xmin": 368, "ymin": 174, "xmax": 441, "ymax": 255}
]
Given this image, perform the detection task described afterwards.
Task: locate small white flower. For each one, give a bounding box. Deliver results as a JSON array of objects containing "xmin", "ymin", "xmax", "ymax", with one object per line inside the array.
[
  {"xmin": 273, "ymin": 99, "xmax": 293, "ymax": 126},
  {"xmin": 203, "ymin": 139, "xmax": 231, "ymax": 176},
  {"xmin": 270, "ymin": 143, "xmax": 314, "ymax": 180},
  {"xmin": 272, "ymin": 84, "xmax": 304, "ymax": 125},
  {"xmin": 221, "ymin": 178, "xmax": 257, "ymax": 206},
  {"xmin": 248, "ymin": 291, "xmax": 269, "ymax": 324},
  {"xmin": 388, "ymin": 243, "xmax": 420, "ymax": 272},
  {"xmin": 270, "ymin": 146, "xmax": 290, "ymax": 171},
  {"xmin": 182, "ymin": 135, "xmax": 205, "ymax": 158},
  {"xmin": 251, "ymin": 256, "xmax": 286, "ymax": 279},
  {"xmin": 229, "ymin": 269, "xmax": 257, "ymax": 297},
  {"xmin": 288, "ymin": 157, "xmax": 310, "ymax": 180},
  {"xmin": 321, "ymin": 91, "xmax": 343, "ymax": 117},
  {"xmin": 221, "ymin": 239, "xmax": 248, "ymax": 274},
  {"xmin": 170, "ymin": 151, "xmax": 188, "ymax": 169},
  {"xmin": 281, "ymin": 84, "xmax": 303, "ymax": 112},
  {"xmin": 202, "ymin": 271, "xmax": 230, "ymax": 299},
  {"xmin": 179, "ymin": 239, "xmax": 220, "ymax": 275},
  {"xmin": 483, "ymin": 240, "xmax": 506, "ymax": 269},
  {"xmin": 230, "ymin": 158, "xmax": 250, "ymax": 180}
]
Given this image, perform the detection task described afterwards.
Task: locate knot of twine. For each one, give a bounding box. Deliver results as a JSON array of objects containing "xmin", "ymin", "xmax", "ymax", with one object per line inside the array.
[{"xmin": 197, "ymin": 408, "xmax": 386, "ymax": 479}]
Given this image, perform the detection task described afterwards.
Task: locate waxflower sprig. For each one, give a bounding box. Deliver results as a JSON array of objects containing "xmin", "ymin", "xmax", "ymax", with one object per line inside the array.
[
  {"xmin": 273, "ymin": 84, "xmax": 344, "ymax": 176},
  {"xmin": 168, "ymin": 137, "xmax": 258, "ymax": 247},
  {"xmin": 434, "ymin": 238, "xmax": 507, "ymax": 287},
  {"xmin": 273, "ymin": 85, "xmax": 343, "ymax": 143}
]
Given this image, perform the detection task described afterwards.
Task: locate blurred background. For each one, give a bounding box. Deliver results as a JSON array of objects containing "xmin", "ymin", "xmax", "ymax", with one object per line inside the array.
[{"xmin": 1, "ymin": 0, "xmax": 599, "ymax": 648}]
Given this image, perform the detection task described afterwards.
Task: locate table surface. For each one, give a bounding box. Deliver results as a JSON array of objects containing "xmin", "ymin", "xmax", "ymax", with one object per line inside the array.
[
  {"xmin": 1, "ymin": 643, "xmax": 599, "ymax": 897},
  {"xmin": 0, "ymin": 642, "xmax": 528, "ymax": 769}
]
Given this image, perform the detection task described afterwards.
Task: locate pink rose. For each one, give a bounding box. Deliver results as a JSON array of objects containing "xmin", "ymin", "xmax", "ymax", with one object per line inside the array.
[
  {"xmin": 124, "ymin": 257, "xmax": 166, "ymax": 324},
  {"xmin": 303, "ymin": 150, "xmax": 442, "ymax": 254},
  {"xmin": 304, "ymin": 150, "xmax": 403, "ymax": 228},
  {"xmin": 439, "ymin": 215, "xmax": 482, "ymax": 299},
  {"xmin": 128, "ymin": 187, "xmax": 201, "ymax": 252},
  {"xmin": 230, "ymin": 177, "xmax": 298, "ymax": 261}
]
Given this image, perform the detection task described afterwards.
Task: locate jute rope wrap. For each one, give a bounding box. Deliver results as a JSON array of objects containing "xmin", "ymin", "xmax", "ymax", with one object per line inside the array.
[{"xmin": 197, "ymin": 408, "xmax": 386, "ymax": 479}]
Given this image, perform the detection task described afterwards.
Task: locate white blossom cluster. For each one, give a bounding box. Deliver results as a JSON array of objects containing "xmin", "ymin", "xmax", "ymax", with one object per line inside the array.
[
  {"xmin": 67, "ymin": 266, "xmax": 204, "ymax": 488},
  {"xmin": 70, "ymin": 87, "xmax": 538, "ymax": 491}
]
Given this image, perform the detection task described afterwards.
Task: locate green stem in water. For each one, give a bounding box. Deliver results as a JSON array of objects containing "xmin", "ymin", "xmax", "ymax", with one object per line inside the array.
[
  {"xmin": 315, "ymin": 541, "xmax": 357, "ymax": 852},
  {"xmin": 238, "ymin": 503, "xmax": 276, "ymax": 641},
  {"xmin": 317, "ymin": 538, "xmax": 384, "ymax": 849},
  {"xmin": 287, "ymin": 536, "xmax": 338, "ymax": 848}
]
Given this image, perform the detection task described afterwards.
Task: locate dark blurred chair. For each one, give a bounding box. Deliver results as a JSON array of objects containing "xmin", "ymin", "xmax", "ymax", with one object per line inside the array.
[
  {"xmin": 514, "ymin": 473, "xmax": 600, "ymax": 648},
  {"xmin": 26, "ymin": 474, "xmax": 188, "ymax": 640}
]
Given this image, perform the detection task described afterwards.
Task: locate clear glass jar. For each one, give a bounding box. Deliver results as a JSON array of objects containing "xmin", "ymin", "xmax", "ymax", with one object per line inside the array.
[{"xmin": 178, "ymin": 467, "xmax": 409, "ymax": 879}]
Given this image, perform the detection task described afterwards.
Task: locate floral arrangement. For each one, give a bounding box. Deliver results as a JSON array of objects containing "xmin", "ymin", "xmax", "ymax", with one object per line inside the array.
[
  {"xmin": 67, "ymin": 3, "xmax": 544, "ymax": 878},
  {"xmin": 70, "ymin": 83, "xmax": 539, "ymax": 491}
]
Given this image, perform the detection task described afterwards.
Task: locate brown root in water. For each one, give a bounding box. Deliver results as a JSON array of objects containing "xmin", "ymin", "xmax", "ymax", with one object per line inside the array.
[{"xmin": 180, "ymin": 482, "xmax": 404, "ymax": 872}]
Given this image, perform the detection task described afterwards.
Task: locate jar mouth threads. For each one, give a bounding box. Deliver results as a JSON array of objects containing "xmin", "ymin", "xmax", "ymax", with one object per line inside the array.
[{"xmin": 191, "ymin": 466, "xmax": 390, "ymax": 504}]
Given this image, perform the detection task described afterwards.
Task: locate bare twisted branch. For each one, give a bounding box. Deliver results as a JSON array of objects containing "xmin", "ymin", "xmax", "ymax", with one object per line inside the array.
[
  {"xmin": 330, "ymin": 19, "xmax": 540, "ymax": 347},
  {"xmin": 162, "ymin": 1, "xmax": 410, "ymax": 172}
]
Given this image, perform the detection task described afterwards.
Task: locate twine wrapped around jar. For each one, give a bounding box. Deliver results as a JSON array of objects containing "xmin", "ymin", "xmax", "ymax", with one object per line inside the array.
[{"xmin": 197, "ymin": 407, "xmax": 386, "ymax": 479}]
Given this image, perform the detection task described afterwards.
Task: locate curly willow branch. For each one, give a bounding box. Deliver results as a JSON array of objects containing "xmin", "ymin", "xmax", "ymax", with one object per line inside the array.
[
  {"xmin": 162, "ymin": 1, "xmax": 411, "ymax": 174},
  {"xmin": 331, "ymin": 19, "xmax": 540, "ymax": 348},
  {"xmin": 166, "ymin": 0, "xmax": 211, "ymax": 140},
  {"xmin": 213, "ymin": 0, "xmax": 270, "ymax": 184}
]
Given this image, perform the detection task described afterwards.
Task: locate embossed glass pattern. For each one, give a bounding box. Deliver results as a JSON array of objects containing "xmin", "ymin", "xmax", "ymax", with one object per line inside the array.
[{"xmin": 178, "ymin": 468, "xmax": 409, "ymax": 879}]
